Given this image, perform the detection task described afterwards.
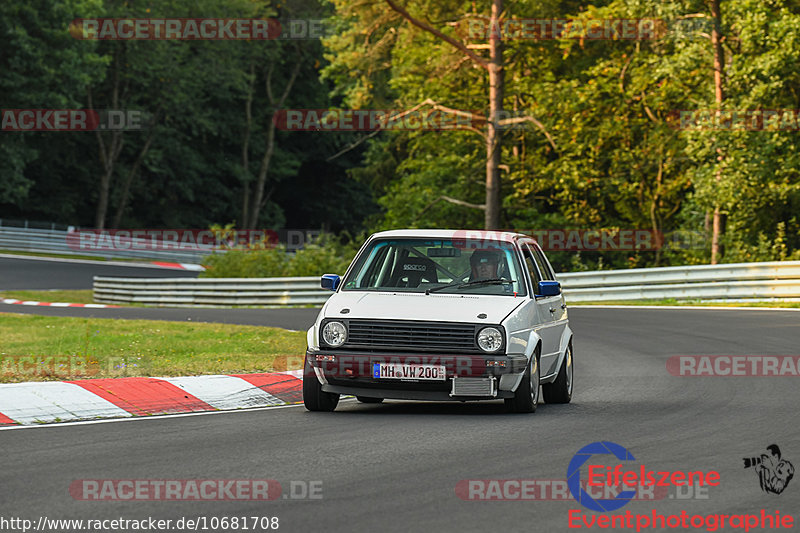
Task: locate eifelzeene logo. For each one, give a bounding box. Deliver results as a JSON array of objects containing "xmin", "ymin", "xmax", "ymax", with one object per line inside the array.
[
  {"xmin": 567, "ymin": 441, "xmax": 721, "ymax": 512},
  {"xmin": 744, "ymin": 444, "xmax": 794, "ymax": 495},
  {"xmin": 568, "ymin": 441, "xmax": 637, "ymax": 512}
]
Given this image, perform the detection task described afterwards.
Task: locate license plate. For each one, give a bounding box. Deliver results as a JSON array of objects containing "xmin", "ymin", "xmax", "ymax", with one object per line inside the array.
[{"xmin": 372, "ymin": 363, "xmax": 446, "ymax": 381}]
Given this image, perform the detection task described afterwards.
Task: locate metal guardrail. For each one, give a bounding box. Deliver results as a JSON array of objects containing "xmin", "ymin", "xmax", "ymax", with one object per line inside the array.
[
  {"xmin": 94, "ymin": 277, "xmax": 328, "ymax": 306},
  {"xmin": 560, "ymin": 261, "xmax": 800, "ymax": 302},
  {"xmin": 0, "ymin": 226, "xmax": 210, "ymax": 264},
  {"xmin": 93, "ymin": 261, "xmax": 800, "ymax": 306}
]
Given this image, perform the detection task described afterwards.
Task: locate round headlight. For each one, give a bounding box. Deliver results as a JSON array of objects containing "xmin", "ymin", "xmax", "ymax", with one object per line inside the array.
[
  {"xmin": 477, "ymin": 327, "xmax": 503, "ymax": 353},
  {"xmin": 322, "ymin": 321, "xmax": 347, "ymax": 347}
]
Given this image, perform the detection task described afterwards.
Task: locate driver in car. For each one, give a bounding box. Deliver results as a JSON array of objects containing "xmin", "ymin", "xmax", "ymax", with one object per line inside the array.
[{"xmin": 469, "ymin": 249, "xmax": 502, "ymax": 281}]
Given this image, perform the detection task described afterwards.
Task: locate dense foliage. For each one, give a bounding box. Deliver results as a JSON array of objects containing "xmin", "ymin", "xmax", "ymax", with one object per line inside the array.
[
  {"xmin": 3, "ymin": 0, "xmax": 800, "ymax": 273},
  {"xmin": 1, "ymin": 0, "xmax": 377, "ymax": 233},
  {"xmin": 201, "ymin": 233, "xmax": 362, "ymax": 277}
]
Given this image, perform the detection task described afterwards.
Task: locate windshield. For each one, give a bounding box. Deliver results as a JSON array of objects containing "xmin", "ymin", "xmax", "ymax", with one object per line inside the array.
[{"xmin": 342, "ymin": 238, "xmax": 527, "ymax": 296}]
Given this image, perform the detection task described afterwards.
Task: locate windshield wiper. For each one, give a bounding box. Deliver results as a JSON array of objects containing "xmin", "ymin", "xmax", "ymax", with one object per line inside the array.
[
  {"xmin": 456, "ymin": 278, "xmax": 516, "ymax": 289},
  {"xmin": 426, "ymin": 278, "xmax": 515, "ymax": 294}
]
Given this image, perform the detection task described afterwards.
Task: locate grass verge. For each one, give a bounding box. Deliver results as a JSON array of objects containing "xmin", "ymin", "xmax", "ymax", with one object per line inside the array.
[{"xmin": 0, "ymin": 313, "xmax": 307, "ymax": 383}]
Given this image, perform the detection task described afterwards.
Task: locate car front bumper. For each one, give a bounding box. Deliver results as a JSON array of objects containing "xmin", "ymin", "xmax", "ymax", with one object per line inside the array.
[{"xmin": 305, "ymin": 349, "xmax": 528, "ymax": 401}]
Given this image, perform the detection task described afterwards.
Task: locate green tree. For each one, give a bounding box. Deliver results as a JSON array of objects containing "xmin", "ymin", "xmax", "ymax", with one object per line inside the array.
[{"xmin": 0, "ymin": 0, "xmax": 106, "ymax": 206}]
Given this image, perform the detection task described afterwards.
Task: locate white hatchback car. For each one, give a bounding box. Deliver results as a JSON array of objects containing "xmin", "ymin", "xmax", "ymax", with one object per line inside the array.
[{"xmin": 303, "ymin": 229, "xmax": 573, "ymax": 413}]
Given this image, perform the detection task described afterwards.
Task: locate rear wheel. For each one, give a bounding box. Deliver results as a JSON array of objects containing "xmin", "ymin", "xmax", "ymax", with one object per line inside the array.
[
  {"xmin": 356, "ymin": 396, "xmax": 384, "ymax": 404},
  {"xmin": 542, "ymin": 344, "xmax": 573, "ymax": 404},
  {"xmin": 303, "ymin": 357, "xmax": 339, "ymax": 412},
  {"xmin": 505, "ymin": 351, "xmax": 540, "ymax": 413}
]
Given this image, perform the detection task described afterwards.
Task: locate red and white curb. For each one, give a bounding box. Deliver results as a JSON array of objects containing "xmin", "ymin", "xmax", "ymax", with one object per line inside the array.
[
  {"xmin": 0, "ymin": 370, "xmax": 303, "ymax": 426},
  {"xmin": 1, "ymin": 298, "xmax": 120, "ymax": 308},
  {"xmin": 150, "ymin": 261, "xmax": 205, "ymax": 271}
]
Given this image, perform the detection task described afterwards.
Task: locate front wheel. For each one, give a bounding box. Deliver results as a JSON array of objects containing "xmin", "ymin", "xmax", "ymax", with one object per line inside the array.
[
  {"xmin": 542, "ymin": 344, "xmax": 573, "ymax": 404},
  {"xmin": 303, "ymin": 357, "xmax": 339, "ymax": 412},
  {"xmin": 505, "ymin": 352, "xmax": 540, "ymax": 413}
]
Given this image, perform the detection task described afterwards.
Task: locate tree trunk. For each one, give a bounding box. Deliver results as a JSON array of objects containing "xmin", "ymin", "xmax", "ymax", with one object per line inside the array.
[
  {"xmin": 95, "ymin": 162, "xmax": 115, "ymax": 230},
  {"xmin": 711, "ymin": 205, "xmax": 726, "ymax": 262},
  {"xmin": 385, "ymin": 0, "xmax": 513, "ymax": 227},
  {"xmin": 241, "ymin": 61, "xmax": 255, "ymax": 229},
  {"xmin": 484, "ymin": 0, "xmax": 504, "ymax": 230},
  {"xmin": 650, "ymin": 155, "xmax": 664, "ymax": 266},
  {"xmin": 246, "ymin": 58, "xmax": 301, "ymax": 229},
  {"xmin": 112, "ymin": 124, "xmax": 158, "ymax": 228},
  {"xmin": 248, "ymin": 118, "xmax": 278, "ymax": 229},
  {"xmin": 92, "ymin": 49, "xmax": 124, "ymax": 230},
  {"xmin": 709, "ymin": 0, "xmax": 726, "ymax": 264},
  {"xmin": 91, "ymin": 118, "xmax": 123, "ymax": 230}
]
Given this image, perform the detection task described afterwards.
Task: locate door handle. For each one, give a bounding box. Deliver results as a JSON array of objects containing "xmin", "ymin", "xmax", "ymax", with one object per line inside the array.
[
  {"xmin": 549, "ymin": 307, "xmax": 556, "ymax": 313},
  {"xmin": 561, "ymin": 304, "xmax": 567, "ymax": 310}
]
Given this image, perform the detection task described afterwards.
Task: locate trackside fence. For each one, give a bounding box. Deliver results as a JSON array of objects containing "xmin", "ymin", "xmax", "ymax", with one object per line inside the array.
[
  {"xmin": 92, "ymin": 261, "xmax": 800, "ymax": 306},
  {"xmin": 0, "ymin": 225, "xmax": 209, "ymax": 264}
]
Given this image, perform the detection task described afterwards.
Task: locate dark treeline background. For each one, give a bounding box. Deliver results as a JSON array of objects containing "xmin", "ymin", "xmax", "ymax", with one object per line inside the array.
[
  {"xmin": 2, "ymin": 0, "xmax": 800, "ymax": 271},
  {"xmin": 1, "ymin": 0, "xmax": 377, "ymax": 234}
]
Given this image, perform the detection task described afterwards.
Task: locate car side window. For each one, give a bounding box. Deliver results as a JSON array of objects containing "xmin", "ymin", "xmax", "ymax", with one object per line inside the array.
[
  {"xmin": 530, "ymin": 244, "xmax": 554, "ymax": 281},
  {"xmin": 521, "ymin": 245, "xmax": 542, "ymax": 290},
  {"xmin": 361, "ymin": 245, "xmax": 389, "ymax": 287},
  {"xmin": 524, "ymin": 244, "xmax": 549, "ymax": 283},
  {"xmin": 536, "ymin": 245, "xmax": 558, "ymax": 280}
]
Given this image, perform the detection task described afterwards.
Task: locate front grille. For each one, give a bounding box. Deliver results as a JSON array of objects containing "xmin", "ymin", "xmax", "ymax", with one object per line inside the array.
[{"xmin": 341, "ymin": 319, "xmax": 480, "ymax": 353}]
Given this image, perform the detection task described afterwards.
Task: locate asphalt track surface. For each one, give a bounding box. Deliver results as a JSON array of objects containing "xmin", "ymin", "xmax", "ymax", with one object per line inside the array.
[
  {"xmin": 3, "ymin": 307, "xmax": 799, "ymax": 532},
  {"xmin": 0, "ymin": 254, "xmax": 198, "ymax": 290},
  {"xmin": 0, "ymin": 254, "xmax": 315, "ymax": 329}
]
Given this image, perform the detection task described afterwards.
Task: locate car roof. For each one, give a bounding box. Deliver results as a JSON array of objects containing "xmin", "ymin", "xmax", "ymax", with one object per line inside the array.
[{"xmin": 369, "ymin": 229, "xmax": 529, "ymax": 243}]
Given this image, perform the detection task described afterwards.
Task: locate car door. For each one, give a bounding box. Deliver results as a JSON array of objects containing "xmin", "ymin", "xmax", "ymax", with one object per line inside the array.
[
  {"xmin": 523, "ymin": 242, "xmax": 563, "ymax": 376},
  {"xmin": 531, "ymin": 242, "xmax": 568, "ymax": 376},
  {"xmin": 520, "ymin": 243, "xmax": 560, "ymax": 376}
]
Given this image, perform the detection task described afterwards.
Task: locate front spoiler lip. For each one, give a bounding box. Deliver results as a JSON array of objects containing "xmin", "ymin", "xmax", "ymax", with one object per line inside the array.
[
  {"xmin": 305, "ymin": 349, "xmax": 527, "ymax": 376},
  {"xmin": 321, "ymin": 383, "xmax": 515, "ymax": 401}
]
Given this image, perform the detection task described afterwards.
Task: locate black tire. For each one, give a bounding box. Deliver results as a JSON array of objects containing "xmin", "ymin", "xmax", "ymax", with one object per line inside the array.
[
  {"xmin": 356, "ymin": 396, "xmax": 384, "ymax": 404},
  {"xmin": 542, "ymin": 344, "xmax": 573, "ymax": 404},
  {"xmin": 303, "ymin": 357, "xmax": 339, "ymax": 412},
  {"xmin": 505, "ymin": 351, "xmax": 540, "ymax": 413}
]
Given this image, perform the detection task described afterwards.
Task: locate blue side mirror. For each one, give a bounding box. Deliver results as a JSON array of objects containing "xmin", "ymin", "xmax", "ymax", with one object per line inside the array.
[
  {"xmin": 537, "ymin": 280, "xmax": 561, "ymax": 297},
  {"xmin": 321, "ymin": 274, "xmax": 341, "ymax": 291}
]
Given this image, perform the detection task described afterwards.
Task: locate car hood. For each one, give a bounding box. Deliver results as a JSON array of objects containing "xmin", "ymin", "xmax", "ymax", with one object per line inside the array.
[{"xmin": 322, "ymin": 291, "xmax": 525, "ymax": 324}]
